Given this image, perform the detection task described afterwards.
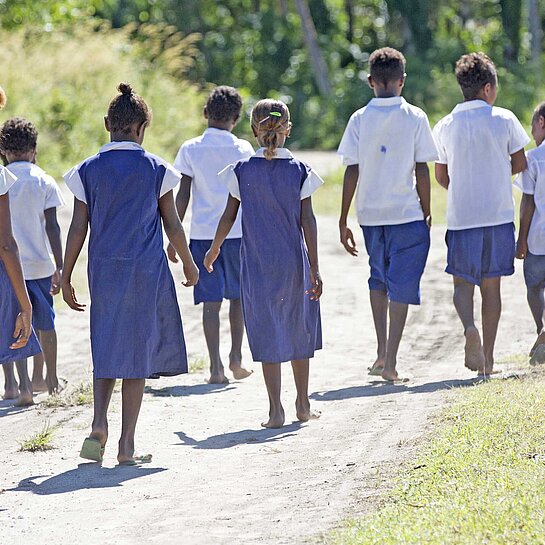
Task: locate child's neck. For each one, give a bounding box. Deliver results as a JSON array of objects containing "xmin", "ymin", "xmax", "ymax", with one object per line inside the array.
[
  {"xmin": 208, "ymin": 120, "xmax": 235, "ymax": 132},
  {"xmin": 5, "ymin": 151, "xmax": 35, "ymax": 164},
  {"xmin": 109, "ymin": 133, "xmax": 141, "ymax": 144},
  {"xmin": 373, "ymin": 87, "xmax": 401, "ymax": 99}
]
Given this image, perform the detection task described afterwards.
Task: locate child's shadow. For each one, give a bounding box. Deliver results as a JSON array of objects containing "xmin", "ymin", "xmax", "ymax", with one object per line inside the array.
[
  {"xmin": 0, "ymin": 398, "xmax": 35, "ymax": 417},
  {"xmin": 145, "ymin": 383, "xmax": 236, "ymax": 398},
  {"xmin": 175, "ymin": 422, "xmax": 302, "ymax": 450},
  {"xmin": 9, "ymin": 464, "xmax": 166, "ymax": 495}
]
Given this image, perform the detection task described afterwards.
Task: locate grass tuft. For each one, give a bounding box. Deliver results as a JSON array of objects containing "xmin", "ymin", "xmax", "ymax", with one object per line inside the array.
[
  {"xmin": 41, "ymin": 381, "xmax": 93, "ymax": 409},
  {"xmin": 189, "ymin": 356, "xmax": 208, "ymax": 374},
  {"xmin": 18, "ymin": 423, "xmax": 55, "ymax": 452}
]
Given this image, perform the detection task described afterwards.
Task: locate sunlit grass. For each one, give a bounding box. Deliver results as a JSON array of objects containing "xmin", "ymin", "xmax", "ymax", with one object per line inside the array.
[{"xmin": 18, "ymin": 423, "xmax": 56, "ymax": 452}]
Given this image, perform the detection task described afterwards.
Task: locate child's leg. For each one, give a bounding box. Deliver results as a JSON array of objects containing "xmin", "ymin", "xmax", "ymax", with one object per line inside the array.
[
  {"xmin": 228, "ymin": 298, "xmax": 252, "ymax": 379},
  {"xmin": 118, "ymin": 378, "xmax": 146, "ymax": 463},
  {"xmin": 14, "ymin": 359, "xmax": 33, "ymax": 406},
  {"xmin": 89, "ymin": 378, "xmax": 116, "ymax": 447},
  {"xmin": 2, "ymin": 362, "xmax": 18, "ymax": 400},
  {"xmin": 31, "ymin": 353, "xmax": 48, "ymax": 393},
  {"xmin": 527, "ymin": 286, "xmax": 545, "ymax": 335},
  {"xmin": 480, "ymin": 277, "xmax": 502, "ymax": 373},
  {"xmin": 291, "ymin": 359, "xmax": 320, "ymax": 422},
  {"xmin": 369, "ymin": 289, "xmax": 388, "ymax": 373},
  {"xmin": 261, "ymin": 363, "xmax": 284, "ymax": 428},
  {"xmin": 202, "ymin": 301, "xmax": 228, "ymax": 384},
  {"xmin": 37, "ymin": 329, "xmax": 60, "ymax": 394},
  {"xmin": 381, "ymin": 301, "xmax": 409, "ymax": 381},
  {"xmin": 453, "ymin": 276, "xmax": 485, "ymax": 371}
]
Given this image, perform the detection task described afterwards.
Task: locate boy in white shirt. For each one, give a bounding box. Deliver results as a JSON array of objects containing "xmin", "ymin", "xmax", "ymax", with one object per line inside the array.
[
  {"xmin": 515, "ymin": 101, "xmax": 545, "ymax": 361},
  {"xmin": 433, "ymin": 53, "xmax": 529, "ymax": 375},
  {"xmin": 338, "ymin": 47, "xmax": 438, "ymax": 382},
  {"xmin": 168, "ymin": 86, "xmax": 254, "ymax": 384},
  {"xmin": 0, "ymin": 117, "xmax": 65, "ymax": 397}
]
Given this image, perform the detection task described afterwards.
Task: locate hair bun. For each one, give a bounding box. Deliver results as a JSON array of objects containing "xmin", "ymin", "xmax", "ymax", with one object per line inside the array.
[
  {"xmin": 117, "ymin": 82, "xmax": 134, "ymax": 96},
  {"xmin": 0, "ymin": 86, "xmax": 6, "ymax": 110}
]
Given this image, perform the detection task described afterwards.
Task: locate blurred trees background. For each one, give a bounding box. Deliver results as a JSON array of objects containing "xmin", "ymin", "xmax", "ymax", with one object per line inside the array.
[{"xmin": 1, "ymin": 0, "xmax": 544, "ymax": 172}]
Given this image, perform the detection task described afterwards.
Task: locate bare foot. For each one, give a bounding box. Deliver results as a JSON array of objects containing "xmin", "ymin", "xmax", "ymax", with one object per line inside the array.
[
  {"xmin": 530, "ymin": 330, "xmax": 545, "ymax": 357},
  {"xmin": 478, "ymin": 359, "xmax": 501, "ymax": 377},
  {"xmin": 117, "ymin": 453, "xmax": 152, "ymax": 466},
  {"xmin": 464, "ymin": 327, "xmax": 485, "ymax": 371},
  {"xmin": 2, "ymin": 387, "xmax": 19, "ymax": 400},
  {"xmin": 14, "ymin": 391, "xmax": 34, "ymax": 407},
  {"xmin": 48, "ymin": 377, "xmax": 67, "ymax": 396},
  {"xmin": 296, "ymin": 400, "xmax": 321, "ymax": 422},
  {"xmin": 89, "ymin": 427, "xmax": 108, "ymax": 447},
  {"xmin": 368, "ymin": 357, "xmax": 385, "ymax": 376},
  {"xmin": 230, "ymin": 364, "xmax": 253, "ymax": 380},
  {"xmin": 206, "ymin": 374, "xmax": 229, "ymax": 384},
  {"xmin": 381, "ymin": 369, "xmax": 409, "ymax": 383},
  {"xmin": 32, "ymin": 378, "xmax": 48, "ymax": 393},
  {"xmin": 261, "ymin": 409, "xmax": 285, "ymax": 429}
]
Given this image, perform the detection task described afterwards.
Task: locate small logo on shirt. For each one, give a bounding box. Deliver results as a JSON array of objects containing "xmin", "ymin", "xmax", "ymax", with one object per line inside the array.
[{"xmin": 380, "ymin": 145, "xmax": 387, "ymax": 154}]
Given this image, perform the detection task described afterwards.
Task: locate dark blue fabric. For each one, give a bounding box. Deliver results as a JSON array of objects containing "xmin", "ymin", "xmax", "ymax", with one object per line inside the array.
[
  {"xmin": 190, "ymin": 238, "xmax": 241, "ymax": 304},
  {"xmin": 0, "ymin": 260, "xmax": 41, "ymax": 364},
  {"xmin": 26, "ymin": 276, "xmax": 55, "ymax": 331},
  {"xmin": 361, "ymin": 220, "xmax": 430, "ymax": 305},
  {"xmin": 446, "ymin": 223, "xmax": 515, "ymax": 286},
  {"xmin": 78, "ymin": 149, "xmax": 187, "ymax": 379},
  {"xmin": 233, "ymin": 156, "xmax": 322, "ymax": 363},
  {"xmin": 523, "ymin": 251, "xmax": 545, "ymax": 289}
]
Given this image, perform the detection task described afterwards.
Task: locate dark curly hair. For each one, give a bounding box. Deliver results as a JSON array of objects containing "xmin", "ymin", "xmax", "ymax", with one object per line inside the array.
[
  {"xmin": 532, "ymin": 101, "xmax": 545, "ymax": 124},
  {"xmin": 369, "ymin": 47, "xmax": 406, "ymax": 86},
  {"xmin": 205, "ymin": 86, "xmax": 243, "ymax": 123},
  {"xmin": 455, "ymin": 53, "xmax": 497, "ymax": 100},
  {"xmin": 107, "ymin": 82, "xmax": 152, "ymax": 134},
  {"xmin": 0, "ymin": 117, "xmax": 38, "ymax": 154}
]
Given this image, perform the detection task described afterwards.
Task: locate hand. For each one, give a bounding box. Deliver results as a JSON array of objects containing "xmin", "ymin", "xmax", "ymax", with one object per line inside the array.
[
  {"xmin": 306, "ymin": 268, "xmax": 323, "ymax": 301},
  {"xmin": 182, "ymin": 259, "xmax": 199, "ymax": 287},
  {"xmin": 10, "ymin": 309, "xmax": 32, "ymax": 349},
  {"xmin": 61, "ymin": 280, "xmax": 86, "ymax": 311},
  {"xmin": 516, "ymin": 238, "xmax": 528, "ymax": 260},
  {"xmin": 167, "ymin": 242, "xmax": 179, "ymax": 263},
  {"xmin": 204, "ymin": 246, "xmax": 220, "ymax": 273},
  {"xmin": 339, "ymin": 223, "xmax": 358, "ymax": 256},
  {"xmin": 50, "ymin": 268, "xmax": 62, "ymax": 295},
  {"xmin": 425, "ymin": 215, "xmax": 432, "ymax": 229}
]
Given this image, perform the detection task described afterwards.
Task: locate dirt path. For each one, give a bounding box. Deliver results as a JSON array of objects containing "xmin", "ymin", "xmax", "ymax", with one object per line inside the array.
[{"xmin": 0, "ymin": 184, "xmax": 533, "ymax": 545}]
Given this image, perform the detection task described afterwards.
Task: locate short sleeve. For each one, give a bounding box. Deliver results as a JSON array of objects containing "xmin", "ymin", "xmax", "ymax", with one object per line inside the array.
[
  {"xmin": 432, "ymin": 122, "xmax": 448, "ymax": 164},
  {"xmin": 160, "ymin": 163, "xmax": 182, "ymax": 197},
  {"xmin": 337, "ymin": 113, "xmax": 360, "ymax": 166},
  {"xmin": 0, "ymin": 166, "xmax": 17, "ymax": 195},
  {"xmin": 44, "ymin": 176, "xmax": 66, "ymax": 209},
  {"xmin": 415, "ymin": 114, "xmax": 439, "ymax": 162},
  {"xmin": 63, "ymin": 166, "xmax": 87, "ymax": 203},
  {"xmin": 218, "ymin": 163, "xmax": 240, "ymax": 200},
  {"xmin": 508, "ymin": 113, "xmax": 531, "ymax": 154},
  {"xmin": 300, "ymin": 167, "xmax": 324, "ymax": 199},
  {"xmin": 173, "ymin": 144, "xmax": 194, "ymax": 178},
  {"xmin": 514, "ymin": 153, "xmax": 537, "ymax": 195}
]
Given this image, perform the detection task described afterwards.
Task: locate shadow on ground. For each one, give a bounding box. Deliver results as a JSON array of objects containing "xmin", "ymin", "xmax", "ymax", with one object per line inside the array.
[{"xmin": 145, "ymin": 383, "xmax": 236, "ymax": 398}]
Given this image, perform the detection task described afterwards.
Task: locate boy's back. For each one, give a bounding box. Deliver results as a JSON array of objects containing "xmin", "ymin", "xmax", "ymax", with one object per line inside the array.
[{"xmin": 8, "ymin": 161, "xmax": 64, "ymax": 280}]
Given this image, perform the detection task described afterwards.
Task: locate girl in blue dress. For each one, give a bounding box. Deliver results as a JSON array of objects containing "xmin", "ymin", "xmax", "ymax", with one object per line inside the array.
[
  {"xmin": 204, "ymin": 99, "xmax": 323, "ymax": 428},
  {"xmin": 0, "ymin": 86, "xmax": 41, "ymax": 406},
  {"xmin": 62, "ymin": 83, "xmax": 199, "ymax": 465}
]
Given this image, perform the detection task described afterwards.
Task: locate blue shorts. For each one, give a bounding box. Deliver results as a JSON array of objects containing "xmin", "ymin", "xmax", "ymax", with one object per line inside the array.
[
  {"xmin": 361, "ymin": 220, "xmax": 430, "ymax": 305},
  {"xmin": 26, "ymin": 277, "xmax": 55, "ymax": 331},
  {"xmin": 190, "ymin": 238, "xmax": 241, "ymax": 304},
  {"xmin": 523, "ymin": 251, "xmax": 545, "ymax": 289},
  {"xmin": 446, "ymin": 223, "xmax": 515, "ymax": 286}
]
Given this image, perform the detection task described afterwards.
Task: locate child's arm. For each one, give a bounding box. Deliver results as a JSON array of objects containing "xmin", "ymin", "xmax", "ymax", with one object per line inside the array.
[
  {"xmin": 511, "ymin": 149, "xmax": 527, "ymax": 175},
  {"xmin": 204, "ymin": 196, "xmax": 240, "ymax": 272},
  {"xmin": 338, "ymin": 164, "xmax": 359, "ymax": 256},
  {"xmin": 435, "ymin": 163, "xmax": 450, "ymax": 189},
  {"xmin": 167, "ymin": 175, "xmax": 192, "ymax": 263},
  {"xmin": 61, "ymin": 198, "xmax": 88, "ymax": 311},
  {"xmin": 44, "ymin": 207, "xmax": 63, "ymax": 295},
  {"xmin": 415, "ymin": 162, "xmax": 432, "ymax": 227},
  {"xmin": 301, "ymin": 197, "xmax": 323, "ymax": 300},
  {"xmin": 0, "ymin": 194, "xmax": 33, "ymax": 348},
  {"xmin": 159, "ymin": 190, "xmax": 199, "ymax": 287},
  {"xmin": 516, "ymin": 193, "xmax": 535, "ymax": 259}
]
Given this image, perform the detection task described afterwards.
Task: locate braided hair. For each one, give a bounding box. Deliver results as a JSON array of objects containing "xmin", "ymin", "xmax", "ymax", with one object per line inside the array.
[{"xmin": 251, "ymin": 99, "xmax": 291, "ymax": 160}]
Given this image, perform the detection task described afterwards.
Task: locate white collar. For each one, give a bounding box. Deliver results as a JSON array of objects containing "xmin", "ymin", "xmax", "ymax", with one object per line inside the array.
[
  {"xmin": 99, "ymin": 141, "xmax": 144, "ymax": 153},
  {"xmin": 254, "ymin": 147, "xmax": 294, "ymax": 159},
  {"xmin": 204, "ymin": 127, "xmax": 236, "ymax": 138},
  {"xmin": 368, "ymin": 96, "xmax": 405, "ymax": 107},
  {"xmin": 452, "ymin": 100, "xmax": 490, "ymax": 113},
  {"xmin": 5, "ymin": 161, "xmax": 33, "ymax": 170}
]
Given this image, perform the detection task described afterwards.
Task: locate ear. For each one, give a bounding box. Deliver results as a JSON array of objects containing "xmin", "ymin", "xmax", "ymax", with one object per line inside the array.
[
  {"xmin": 252, "ymin": 126, "xmax": 258, "ymax": 138},
  {"xmin": 367, "ymin": 74, "xmax": 374, "ymax": 90},
  {"xmin": 203, "ymin": 107, "xmax": 209, "ymax": 120},
  {"xmin": 540, "ymin": 115, "xmax": 545, "ymax": 129},
  {"xmin": 399, "ymin": 73, "xmax": 406, "ymax": 88},
  {"xmin": 286, "ymin": 123, "xmax": 292, "ymax": 138},
  {"xmin": 30, "ymin": 149, "xmax": 37, "ymax": 163},
  {"xmin": 136, "ymin": 121, "xmax": 147, "ymax": 140},
  {"xmin": 104, "ymin": 116, "xmax": 110, "ymax": 132},
  {"xmin": 483, "ymin": 82, "xmax": 492, "ymax": 96}
]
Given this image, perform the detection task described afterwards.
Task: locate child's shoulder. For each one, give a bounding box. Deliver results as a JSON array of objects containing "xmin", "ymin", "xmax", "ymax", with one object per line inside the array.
[
  {"xmin": 527, "ymin": 144, "xmax": 545, "ymax": 163},
  {"xmin": 25, "ymin": 163, "xmax": 57, "ymax": 186},
  {"xmin": 490, "ymin": 105, "xmax": 521, "ymax": 123},
  {"xmin": 143, "ymin": 150, "xmax": 178, "ymax": 172},
  {"xmin": 399, "ymin": 99, "xmax": 430, "ymax": 120}
]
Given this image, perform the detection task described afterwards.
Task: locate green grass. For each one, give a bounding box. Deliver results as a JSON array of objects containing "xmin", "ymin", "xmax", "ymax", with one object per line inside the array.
[
  {"xmin": 189, "ymin": 355, "xmax": 208, "ymax": 374},
  {"xmin": 42, "ymin": 381, "xmax": 93, "ymax": 408},
  {"xmin": 331, "ymin": 371, "xmax": 545, "ymax": 545},
  {"xmin": 18, "ymin": 423, "xmax": 55, "ymax": 452}
]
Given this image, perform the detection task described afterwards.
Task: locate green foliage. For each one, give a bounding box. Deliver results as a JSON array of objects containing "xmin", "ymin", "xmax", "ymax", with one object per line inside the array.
[{"xmin": 18, "ymin": 423, "xmax": 55, "ymax": 452}]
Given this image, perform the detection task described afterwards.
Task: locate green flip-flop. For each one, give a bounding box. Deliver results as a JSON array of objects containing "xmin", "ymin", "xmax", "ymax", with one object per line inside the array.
[
  {"xmin": 80, "ymin": 438, "xmax": 105, "ymax": 463},
  {"xmin": 117, "ymin": 454, "xmax": 152, "ymax": 467}
]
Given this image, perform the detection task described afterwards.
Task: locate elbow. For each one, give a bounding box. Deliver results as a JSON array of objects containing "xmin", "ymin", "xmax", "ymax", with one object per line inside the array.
[{"xmin": 0, "ymin": 236, "xmax": 18, "ymax": 257}]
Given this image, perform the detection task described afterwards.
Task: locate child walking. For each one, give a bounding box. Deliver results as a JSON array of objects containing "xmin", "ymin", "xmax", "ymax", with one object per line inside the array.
[
  {"xmin": 168, "ymin": 86, "xmax": 254, "ymax": 384},
  {"xmin": 0, "ymin": 87, "xmax": 42, "ymax": 406},
  {"xmin": 0, "ymin": 117, "xmax": 65, "ymax": 396},
  {"xmin": 433, "ymin": 52, "xmax": 529, "ymax": 375},
  {"xmin": 337, "ymin": 47, "xmax": 438, "ymax": 382},
  {"xmin": 204, "ymin": 99, "xmax": 323, "ymax": 428},
  {"xmin": 62, "ymin": 83, "xmax": 199, "ymax": 464},
  {"xmin": 515, "ymin": 101, "xmax": 545, "ymax": 362}
]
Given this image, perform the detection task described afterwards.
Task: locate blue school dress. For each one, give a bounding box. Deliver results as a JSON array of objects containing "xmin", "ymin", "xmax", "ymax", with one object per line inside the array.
[
  {"xmin": 0, "ymin": 167, "xmax": 41, "ymax": 364},
  {"xmin": 64, "ymin": 142, "xmax": 187, "ymax": 379},
  {"xmin": 220, "ymin": 148, "xmax": 323, "ymax": 363}
]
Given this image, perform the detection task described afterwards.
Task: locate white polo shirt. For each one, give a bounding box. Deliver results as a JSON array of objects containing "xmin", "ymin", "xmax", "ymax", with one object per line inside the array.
[
  {"xmin": 0, "ymin": 165, "xmax": 16, "ymax": 195},
  {"xmin": 337, "ymin": 96, "xmax": 438, "ymax": 226},
  {"xmin": 515, "ymin": 142, "xmax": 545, "ymax": 254},
  {"xmin": 7, "ymin": 161, "xmax": 65, "ymax": 280},
  {"xmin": 174, "ymin": 128, "xmax": 254, "ymax": 240},
  {"xmin": 433, "ymin": 100, "xmax": 530, "ymax": 230}
]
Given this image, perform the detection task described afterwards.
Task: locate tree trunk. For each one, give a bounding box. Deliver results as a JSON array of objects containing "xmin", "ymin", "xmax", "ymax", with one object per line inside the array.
[
  {"xmin": 528, "ymin": 0, "xmax": 542, "ymax": 64},
  {"xmin": 500, "ymin": 0, "xmax": 522, "ymax": 62},
  {"xmin": 294, "ymin": 0, "xmax": 332, "ymax": 96}
]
